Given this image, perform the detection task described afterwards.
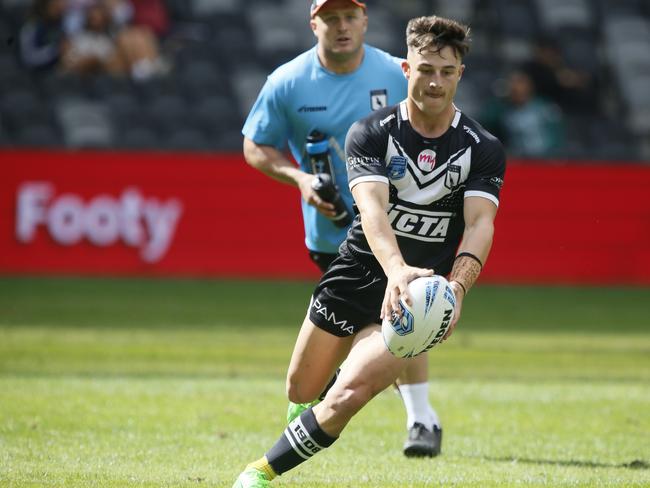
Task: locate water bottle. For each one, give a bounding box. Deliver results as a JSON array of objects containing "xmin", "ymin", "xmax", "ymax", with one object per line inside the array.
[
  {"xmin": 305, "ymin": 130, "xmax": 352, "ymax": 228},
  {"xmin": 311, "ymin": 173, "xmax": 352, "ymax": 228},
  {"xmin": 305, "ymin": 130, "xmax": 335, "ymax": 177}
]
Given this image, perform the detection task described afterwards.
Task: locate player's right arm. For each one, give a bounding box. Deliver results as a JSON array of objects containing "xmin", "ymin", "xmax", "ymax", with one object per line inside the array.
[
  {"xmin": 346, "ymin": 115, "xmax": 432, "ymax": 319},
  {"xmin": 242, "ymin": 137, "xmax": 335, "ymax": 216},
  {"xmin": 351, "ymin": 181, "xmax": 433, "ymax": 320}
]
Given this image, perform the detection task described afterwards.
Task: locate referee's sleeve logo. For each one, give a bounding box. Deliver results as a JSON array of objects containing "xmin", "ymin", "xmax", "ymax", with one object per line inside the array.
[{"xmin": 370, "ymin": 89, "xmax": 388, "ymax": 110}]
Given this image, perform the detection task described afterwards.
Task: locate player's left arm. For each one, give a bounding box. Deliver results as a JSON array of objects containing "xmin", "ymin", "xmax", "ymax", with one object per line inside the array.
[{"xmin": 445, "ymin": 196, "xmax": 498, "ymax": 338}]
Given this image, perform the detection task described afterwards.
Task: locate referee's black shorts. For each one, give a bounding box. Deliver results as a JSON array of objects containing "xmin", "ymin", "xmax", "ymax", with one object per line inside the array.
[
  {"xmin": 308, "ymin": 250, "xmax": 338, "ymax": 274},
  {"xmin": 308, "ymin": 247, "xmax": 386, "ymax": 337}
]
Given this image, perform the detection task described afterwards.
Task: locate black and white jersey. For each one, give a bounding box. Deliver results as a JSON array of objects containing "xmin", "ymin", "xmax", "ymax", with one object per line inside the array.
[{"xmin": 343, "ymin": 100, "xmax": 506, "ymax": 275}]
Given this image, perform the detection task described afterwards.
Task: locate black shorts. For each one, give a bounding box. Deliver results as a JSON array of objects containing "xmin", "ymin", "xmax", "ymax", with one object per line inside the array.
[
  {"xmin": 308, "ymin": 247, "xmax": 386, "ymax": 337},
  {"xmin": 308, "ymin": 250, "xmax": 338, "ymax": 274}
]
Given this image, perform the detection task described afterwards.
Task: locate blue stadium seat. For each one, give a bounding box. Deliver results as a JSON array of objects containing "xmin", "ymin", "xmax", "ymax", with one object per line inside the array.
[
  {"xmin": 145, "ymin": 94, "xmax": 194, "ymax": 135},
  {"xmin": 118, "ymin": 126, "xmax": 160, "ymax": 149},
  {"xmin": 0, "ymin": 88, "xmax": 46, "ymax": 134},
  {"xmin": 191, "ymin": 0, "xmax": 240, "ymax": 17},
  {"xmin": 164, "ymin": 127, "xmax": 211, "ymax": 151},
  {"xmin": 557, "ymin": 29, "xmax": 600, "ymax": 74},
  {"xmin": 594, "ymin": 0, "xmax": 646, "ymax": 18},
  {"xmin": 16, "ymin": 123, "xmax": 60, "ymax": 148},
  {"xmin": 0, "ymin": 17, "xmax": 14, "ymax": 52},
  {"xmin": 56, "ymin": 98, "xmax": 114, "ymax": 148},
  {"xmin": 0, "ymin": 0, "xmax": 641, "ymax": 157},
  {"xmin": 213, "ymin": 128, "xmax": 243, "ymax": 151},
  {"xmin": 179, "ymin": 60, "xmax": 228, "ymax": 99},
  {"xmin": 432, "ymin": 0, "xmax": 477, "ymax": 25},
  {"xmin": 212, "ymin": 25, "xmax": 257, "ymax": 68},
  {"xmin": 193, "ymin": 94, "xmax": 238, "ymax": 133},
  {"xmin": 231, "ymin": 64, "xmax": 268, "ymax": 121},
  {"xmin": 0, "ymin": 0, "xmax": 31, "ymax": 30},
  {"xmin": 498, "ymin": 2, "xmax": 540, "ymax": 39},
  {"xmin": 364, "ymin": 8, "xmax": 403, "ymax": 54},
  {"xmin": 534, "ymin": 0, "xmax": 595, "ymax": 33},
  {"xmin": 132, "ymin": 75, "xmax": 181, "ymax": 103}
]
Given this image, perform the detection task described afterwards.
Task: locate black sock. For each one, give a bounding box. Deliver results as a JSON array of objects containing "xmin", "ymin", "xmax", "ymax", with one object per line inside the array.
[
  {"xmin": 266, "ymin": 407, "xmax": 337, "ymax": 475},
  {"xmin": 319, "ymin": 368, "xmax": 340, "ymax": 401}
]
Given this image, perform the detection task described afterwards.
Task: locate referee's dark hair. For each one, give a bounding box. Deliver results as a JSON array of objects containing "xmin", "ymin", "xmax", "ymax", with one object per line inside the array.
[{"xmin": 406, "ymin": 16, "xmax": 471, "ymax": 60}]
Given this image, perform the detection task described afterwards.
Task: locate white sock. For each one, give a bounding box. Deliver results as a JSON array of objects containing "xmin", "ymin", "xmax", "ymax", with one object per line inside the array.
[{"xmin": 398, "ymin": 382, "xmax": 440, "ymax": 430}]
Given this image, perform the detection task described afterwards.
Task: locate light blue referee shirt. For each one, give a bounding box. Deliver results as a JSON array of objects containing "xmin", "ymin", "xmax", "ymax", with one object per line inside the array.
[{"xmin": 242, "ymin": 44, "xmax": 407, "ymax": 254}]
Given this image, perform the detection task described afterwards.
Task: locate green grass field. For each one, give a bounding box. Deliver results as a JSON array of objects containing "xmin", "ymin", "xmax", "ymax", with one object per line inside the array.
[{"xmin": 1, "ymin": 277, "xmax": 649, "ymax": 487}]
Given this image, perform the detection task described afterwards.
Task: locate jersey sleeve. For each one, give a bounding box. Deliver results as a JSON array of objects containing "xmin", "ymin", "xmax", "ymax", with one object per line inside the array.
[
  {"xmin": 465, "ymin": 136, "xmax": 506, "ymax": 207},
  {"xmin": 345, "ymin": 117, "xmax": 389, "ymax": 191},
  {"xmin": 241, "ymin": 77, "xmax": 289, "ymax": 149}
]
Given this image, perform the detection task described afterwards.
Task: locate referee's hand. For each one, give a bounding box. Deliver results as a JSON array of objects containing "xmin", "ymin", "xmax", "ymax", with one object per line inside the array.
[{"xmin": 298, "ymin": 174, "xmax": 336, "ymax": 218}]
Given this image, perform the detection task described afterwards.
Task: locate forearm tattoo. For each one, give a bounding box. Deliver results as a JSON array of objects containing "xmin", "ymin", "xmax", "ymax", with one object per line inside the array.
[{"xmin": 450, "ymin": 255, "xmax": 482, "ymax": 295}]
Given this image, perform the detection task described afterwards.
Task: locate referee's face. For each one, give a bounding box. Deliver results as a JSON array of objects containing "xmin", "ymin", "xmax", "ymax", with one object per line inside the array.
[
  {"xmin": 311, "ymin": 1, "xmax": 367, "ymax": 62},
  {"xmin": 404, "ymin": 45, "xmax": 464, "ymax": 117}
]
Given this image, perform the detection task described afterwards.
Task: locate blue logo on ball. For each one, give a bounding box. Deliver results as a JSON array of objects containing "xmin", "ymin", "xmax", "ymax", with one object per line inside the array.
[
  {"xmin": 444, "ymin": 285, "xmax": 456, "ymax": 307},
  {"xmin": 424, "ymin": 281, "xmax": 438, "ymax": 317},
  {"xmin": 390, "ymin": 302, "xmax": 414, "ymax": 336}
]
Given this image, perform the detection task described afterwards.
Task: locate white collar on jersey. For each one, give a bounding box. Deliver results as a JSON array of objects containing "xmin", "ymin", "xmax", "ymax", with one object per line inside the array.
[{"xmin": 399, "ymin": 100, "xmax": 461, "ymax": 128}]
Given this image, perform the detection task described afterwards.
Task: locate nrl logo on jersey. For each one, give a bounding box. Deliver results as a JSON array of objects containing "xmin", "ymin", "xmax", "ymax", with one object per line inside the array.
[{"xmin": 387, "ymin": 156, "xmax": 407, "ymax": 179}]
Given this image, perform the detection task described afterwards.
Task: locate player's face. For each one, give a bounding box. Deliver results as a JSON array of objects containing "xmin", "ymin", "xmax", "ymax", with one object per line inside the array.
[
  {"xmin": 403, "ymin": 46, "xmax": 464, "ymax": 117},
  {"xmin": 310, "ymin": 1, "xmax": 367, "ymax": 61}
]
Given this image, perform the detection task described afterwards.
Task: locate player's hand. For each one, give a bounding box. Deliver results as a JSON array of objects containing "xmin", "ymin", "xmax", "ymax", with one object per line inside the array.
[
  {"xmin": 443, "ymin": 280, "xmax": 465, "ymax": 340},
  {"xmin": 381, "ymin": 264, "xmax": 434, "ymax": 320},
  {"xmin": 298, "ymin": 174, "xmax": 336, "ymax": 217}
]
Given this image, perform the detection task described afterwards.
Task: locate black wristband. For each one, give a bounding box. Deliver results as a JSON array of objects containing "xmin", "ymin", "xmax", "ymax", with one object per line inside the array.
[
  {"xmin": 451, "ymin": 280, "xmax": 467, "ymax": 296},
  {"xmin": 455, "ymin": 252, "xmax": 483, "ymax": 269}
]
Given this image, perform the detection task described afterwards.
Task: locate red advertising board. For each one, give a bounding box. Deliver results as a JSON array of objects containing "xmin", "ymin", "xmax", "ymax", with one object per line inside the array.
[
  {"xmin": 487, "ymin": 162, "xmax": 650, "ymax": 285},
  {"xmin": 1, "ymin": 150, "xmax": 649, "ymax": 284},
  {"xmin": 1, "ymin": 150, "xmax": 316, "ymax": 279}
]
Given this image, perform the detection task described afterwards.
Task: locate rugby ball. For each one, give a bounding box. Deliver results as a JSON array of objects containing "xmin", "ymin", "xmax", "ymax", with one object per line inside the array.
[{"xmin": 382, "ymin": 276, "xmax": 456, "ymax": 358}]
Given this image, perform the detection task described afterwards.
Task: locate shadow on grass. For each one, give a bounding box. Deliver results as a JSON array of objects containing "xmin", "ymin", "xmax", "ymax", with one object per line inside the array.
[{"xmin": 479, "ymin": 456, "xmax": 649, "ymax": 470}]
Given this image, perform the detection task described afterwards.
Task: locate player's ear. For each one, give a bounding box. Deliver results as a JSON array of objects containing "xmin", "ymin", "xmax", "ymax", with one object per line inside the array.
[
  {"xmin": 310, "ymin": 18, "xmax": 318, "ymax": 35},
  {"xmin": 458, "ymin": 64, "xmax": 465, "ymax": 81},
  {"xmin": 401, "ymin": 60, "xmax": 410, "ymax": 79}
]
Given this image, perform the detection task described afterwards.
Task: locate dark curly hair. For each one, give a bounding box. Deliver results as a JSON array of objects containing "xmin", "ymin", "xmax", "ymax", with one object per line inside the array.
[{"xmin": 406, "ymin": 16, "xmax": 471, "ymax": 60}]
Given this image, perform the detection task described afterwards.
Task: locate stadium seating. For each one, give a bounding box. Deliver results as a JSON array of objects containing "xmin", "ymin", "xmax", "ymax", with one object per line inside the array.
[
  {"xmin": 56, "ymin": 98, "xmax": 114, "ymax": 148},
  {"xmin": 0, "ymin": 0, "xmax": 647, "ymax": 160}
]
